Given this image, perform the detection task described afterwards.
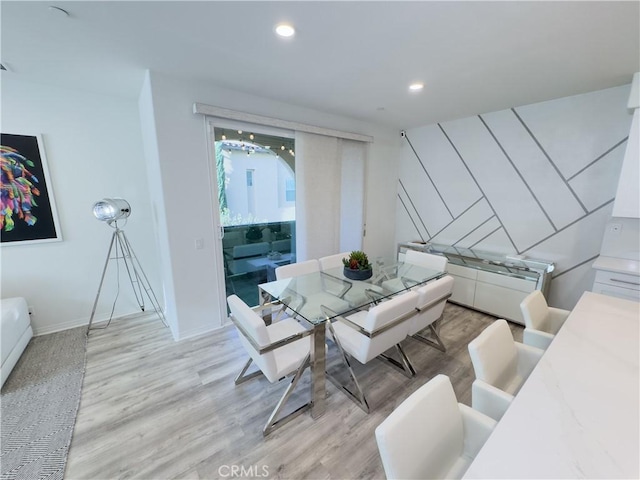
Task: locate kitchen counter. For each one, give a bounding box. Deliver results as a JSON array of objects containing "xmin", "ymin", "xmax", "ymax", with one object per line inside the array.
[
  {"xmin": 463, "ymin": 292, "xmax": 640, "ymax": 479},
  {"xmin": 592, "ymin": 255, "xmax": 640, "ymax": 276}
]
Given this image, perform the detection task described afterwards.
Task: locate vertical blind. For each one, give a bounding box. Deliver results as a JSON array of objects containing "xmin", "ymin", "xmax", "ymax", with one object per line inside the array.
[{"xmin": 295, "ymin": 132, "xmax": 366, "ymax": 260}]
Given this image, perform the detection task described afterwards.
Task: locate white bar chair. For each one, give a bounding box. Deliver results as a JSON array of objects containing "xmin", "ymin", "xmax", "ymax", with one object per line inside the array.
[
  {"xmin": 468, "ymin": 319, "xmax": 544, "ymax": 421},
  {"xmin": 520, "ymin": 290, "xmax": 570, "ymax": 350},
  {"xmin": 375, "ymin": 374, "xmax": 497, "ymax": 480}
]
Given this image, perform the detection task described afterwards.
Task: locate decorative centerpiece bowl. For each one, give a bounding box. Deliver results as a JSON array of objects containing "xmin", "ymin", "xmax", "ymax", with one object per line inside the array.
[{"xmin": 342, "ymin": 251, "xmax": 373, "ymax": 281}]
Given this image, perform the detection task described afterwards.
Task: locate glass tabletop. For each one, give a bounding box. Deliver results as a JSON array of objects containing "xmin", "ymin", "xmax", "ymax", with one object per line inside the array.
[{"xmin": 258, "ymin": 257, "xmax": 445, "ymax": 324}]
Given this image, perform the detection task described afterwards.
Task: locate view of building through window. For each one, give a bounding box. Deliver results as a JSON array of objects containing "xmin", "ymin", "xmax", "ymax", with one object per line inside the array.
[{"xmin": 214, "ymin": 128, "xmax": 296, "ymax": 307}]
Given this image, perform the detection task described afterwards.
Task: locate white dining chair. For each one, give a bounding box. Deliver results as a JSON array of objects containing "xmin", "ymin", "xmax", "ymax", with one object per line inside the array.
[
  {"xmin": 520, "ymin": 290, "xmax": 570, "ymax": 350},
  {"xmin": 375, "ymin": 374, "xmax": 497, "ymax": 480},
  {"xmin": 382, "ymin": 249, "xmax": 448, "ymax": 292},
  {"xmin": 405, "ymin": 249, "xmax": 449, "ymax": 271},
  {"xmin": 318, "ymin": 252, "xmax": 351, "ymax": 271},
  {"xmin": 468, "ymin": 319, "xmax": 544, "ymax": 421},
  {"xmin": 275, "ymin": 259, "xmax": 350, "ymax": 321},
  {"xmin": 409, "ymin": 275, "xmax": 455, "ymax": 352},
  {"xmin": 328, "ymin": 290, "xmax": 419, "ymax": 412},
  {"xmin": 227, "ymin": 294, "xmax": 312, "ymax": 435},
  {"xmin": 275, "ymin": 259, "xmax": 320, "ymax": 279}
]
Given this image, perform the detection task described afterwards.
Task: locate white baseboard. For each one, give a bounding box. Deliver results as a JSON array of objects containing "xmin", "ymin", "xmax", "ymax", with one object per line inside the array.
[
  {"xmin": 32, "ymin": 310, "xmax": 156, "ymax": 336},
  {"xmin": 174, "ymin": 322, "xmax": 227, "ymax": 341}
]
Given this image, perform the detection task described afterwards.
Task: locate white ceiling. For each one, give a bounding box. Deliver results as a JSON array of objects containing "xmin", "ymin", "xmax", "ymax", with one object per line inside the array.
[{"xmin": 2, "ymin": 1, "xmax": 639, "ymax": 129}]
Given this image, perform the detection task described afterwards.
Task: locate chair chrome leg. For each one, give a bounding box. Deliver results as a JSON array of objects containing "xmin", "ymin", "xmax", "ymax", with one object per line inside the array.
[
  {"xmin": 326, "ymin": 322, "xmax": 370, "ymax": 413},
  {"xmin": 379, "ymin": 344, "xmax": 416, "ymax": 378},
  {"xmin": 234, "ymin": 358, "xmax": 264, "ymax": 385},
  {"xmin": 412, "ymin": 324, "xmax": 446, "ymax": 352},
  {"xmin": 410, "ymin": 315, "xmax": 447, "ymax": 352},
  {"xmin": 263, "ymin": 354, "xmax": 311, "ymax": 436}
]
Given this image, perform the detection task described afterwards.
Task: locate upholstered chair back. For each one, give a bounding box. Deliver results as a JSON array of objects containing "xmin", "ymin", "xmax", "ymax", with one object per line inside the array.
[
  {"xmin": 411, "ymin": 276, "xmax": 455, "ymax": 335},
  {"xmin": 405, "ymin": 249, "xmax": 449, "ymax": 272},
  {"xmin": 520, "ymin": 290, "xmax": 549, "ymax": 330},
  {"xmin": 275, "ymin": 259, "xmax": 320, "ymax": 280},
  {"xmin": 360, "ymin": 291, "xmax": 418, "ymax": 363},
  {"xmin": 318, "ymin": 252, "xmax": 351, "ymax": 271},
  {"xmin": 227, "ymin": 295, "xmax": 279, "ymax": 382},
  {"xmin": 376, "ymin": 374, "xmax": 464, "ymax": 479},
  {"xmin": 468, "ymin": 320, "xmax": 518, "ymax": 391}
]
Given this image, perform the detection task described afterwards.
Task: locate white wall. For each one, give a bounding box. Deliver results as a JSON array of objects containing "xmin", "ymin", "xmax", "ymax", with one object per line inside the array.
[
  {"xmin": 395, "ymin": 85, "xmax": 634, "ymax": 310},
  {"xmin": 139, "ymin": 71, "xmax": 399, "ymax": 339},
  {"xmin": 1, "ymin": 76, "xmax": 162, "ymax": 335}
]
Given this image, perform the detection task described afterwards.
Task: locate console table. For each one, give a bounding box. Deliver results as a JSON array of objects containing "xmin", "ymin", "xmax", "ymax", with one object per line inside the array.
[{"xmin": 398, "ymin": 242, "xmax": 554, "ymax": 324}]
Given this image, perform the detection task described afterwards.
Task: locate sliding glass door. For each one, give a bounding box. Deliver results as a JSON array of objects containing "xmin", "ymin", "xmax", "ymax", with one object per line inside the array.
[{"xmin": 209, "ymin": 121, "xmax": 296, "ymax": 310}]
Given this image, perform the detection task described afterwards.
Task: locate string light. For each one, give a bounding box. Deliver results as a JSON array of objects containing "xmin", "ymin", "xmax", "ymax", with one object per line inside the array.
[{"xmin": 249, "ymin": 133, "xmax": 254, "ymax": 140}]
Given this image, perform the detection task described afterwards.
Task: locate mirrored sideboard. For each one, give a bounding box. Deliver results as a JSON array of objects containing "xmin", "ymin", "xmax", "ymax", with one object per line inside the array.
[{"xmin": 398, "ymin": 242, "xmax": 555, "ymax": 325}]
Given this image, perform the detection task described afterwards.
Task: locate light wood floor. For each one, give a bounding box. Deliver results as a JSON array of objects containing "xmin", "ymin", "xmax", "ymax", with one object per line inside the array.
[{"xmin": 66, "ymin": 303, "xmax": 522, "ymax": 480}]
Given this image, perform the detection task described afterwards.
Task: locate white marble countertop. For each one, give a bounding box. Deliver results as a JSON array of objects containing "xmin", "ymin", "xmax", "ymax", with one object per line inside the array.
[
  {"xmin": 592, "ymin": 255, "xmax": 640, "ymax": 276},
  {"xmin": 463, "ymin": 292, "xmax": 640, "ymax": 479}
]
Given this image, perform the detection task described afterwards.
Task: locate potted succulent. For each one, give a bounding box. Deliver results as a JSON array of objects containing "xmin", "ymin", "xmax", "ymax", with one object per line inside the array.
[{"xmin": 342, "ymin": 250, "xmax": 373, "ymax": 280}]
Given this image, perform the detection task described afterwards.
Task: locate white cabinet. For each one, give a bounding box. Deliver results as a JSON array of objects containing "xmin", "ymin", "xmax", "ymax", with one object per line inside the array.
[
  {"xmin": 592, "ymin": 264, "xmax": 640, "ymax": 302},
  {"xmin": 447, "ymin": 265, "xmax": 536, "ymax": 324},
  {"xmin": 474, "ymin": 271, "xmax": 536, "ymax": 324},
  {"xmin": 612, "ymin": 109, "xmax": 639, "ymax": 218},
  {"xmin": 448, "ymin": 264, "xmax": 477, "ymax": 306}
]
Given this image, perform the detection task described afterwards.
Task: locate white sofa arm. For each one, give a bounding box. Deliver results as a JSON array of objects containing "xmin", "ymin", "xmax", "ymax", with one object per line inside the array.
[
  {"xmin": 547, "ymin": 307, "xmax": 570, "ymax": 334},
  {"xmin": 458, "ymin": 403, "xmax": 497, "ymax": 457},
  {"xmin": 515, "ymin": 342, "xmax": 544, "ymax": 378},
  {"xmin": 471, "ymin": 379, "xmax": 514, "ymax": 421},
  {"xmin": 523, "ymin": 327, "xmax": 554, "ymax": 350}
]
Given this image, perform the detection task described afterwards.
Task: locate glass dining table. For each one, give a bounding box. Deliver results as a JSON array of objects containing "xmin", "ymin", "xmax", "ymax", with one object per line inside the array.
[{"xmin": 258, "ymin": 257, "xmax": 446, "ymax": 419}]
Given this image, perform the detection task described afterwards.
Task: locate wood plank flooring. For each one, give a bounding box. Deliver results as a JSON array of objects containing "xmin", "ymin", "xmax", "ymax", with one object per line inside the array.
[{"xmin": 66, "ymin": 303, "xmax": 522, "ymax": 480}]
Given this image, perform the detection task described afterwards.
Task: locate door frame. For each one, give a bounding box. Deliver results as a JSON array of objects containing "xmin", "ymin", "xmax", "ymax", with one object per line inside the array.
[{"xmin": 205, "ymin": 117, "xmax": 294, "ymax": 323}]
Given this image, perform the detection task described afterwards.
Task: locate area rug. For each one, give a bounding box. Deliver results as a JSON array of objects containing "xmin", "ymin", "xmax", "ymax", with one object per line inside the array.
[{"xmin": 1, "ymin": 327, "xmax": 87, "ymax": 480}]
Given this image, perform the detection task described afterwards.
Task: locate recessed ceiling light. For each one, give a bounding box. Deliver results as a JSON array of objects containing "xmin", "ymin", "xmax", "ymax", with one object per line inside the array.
[
  {"xmin": 275, "ymin": 23, "xmax": 295, "ymax": 38},
  {"xmin": 409, "ymin": 82, "xmax": 424, "ymax": 92}
]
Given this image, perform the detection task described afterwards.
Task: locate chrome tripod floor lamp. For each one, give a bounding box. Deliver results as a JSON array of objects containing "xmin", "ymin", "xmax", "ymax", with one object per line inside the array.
[{"xmin": 87, "ymin": 198, "xmax": 167, "ymax": 332}]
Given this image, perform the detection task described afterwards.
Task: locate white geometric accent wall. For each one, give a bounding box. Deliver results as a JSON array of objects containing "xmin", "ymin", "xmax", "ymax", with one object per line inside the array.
[{"xmin": 396, "ymin": 85, "xmax": 633, "ymax": 310}]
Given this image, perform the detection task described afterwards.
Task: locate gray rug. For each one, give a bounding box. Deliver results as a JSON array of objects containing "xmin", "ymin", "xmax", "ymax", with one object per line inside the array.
[{"xmin": 1, "ymin": 327, "xmax": 87, "ymax": 480}]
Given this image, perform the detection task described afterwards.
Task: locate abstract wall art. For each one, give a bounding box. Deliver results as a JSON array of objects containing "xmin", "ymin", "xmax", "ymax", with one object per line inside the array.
[{"xmin": 1, "ymin": 133, "xmax": 61, "ymax": 245}]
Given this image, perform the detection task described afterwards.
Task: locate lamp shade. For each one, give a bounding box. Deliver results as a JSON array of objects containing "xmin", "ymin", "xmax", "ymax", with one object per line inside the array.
[{"xmin": 93, "ymin": 198, "xmax": 131, "ymax": 224}]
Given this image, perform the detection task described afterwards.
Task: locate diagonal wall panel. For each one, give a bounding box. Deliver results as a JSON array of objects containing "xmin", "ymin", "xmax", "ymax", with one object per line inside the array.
[
  {"xmin": 473, "ymin": 227, "xmax": 516, "ymax": 253},
  {"xmin": 398, "ymin": 186, "xmax": 429, "ymax": 240},
  {"xmin": 396, "ymin": 85, "xmax": 631, "ymax": 309},
  {"xmin": 405, "ymin": 124, "xmax": 482, "ymax": 217},
  {"xmin": 440, "ymin": 115, "xmax": 555, "ymax": 252},
  {"xmin": 398, "ymin": 141, "xmax": 452, "ymax": 234},
  {"xmin": 568, "ymin": 144, "xmax": 625, "ymax": 212},
  {"xmin": 481, "ymin": 109, "xmax": 585, "ymax": 229},
  {"xmin": 396, "ymin": 193, "xmax": 425, "ymax": 243},
  {"xmin": 455, "ymin": 216, "xmax": 501, "ymax": 249},
  {"xmin": 515, "ymin": 85, "xmax": 632, "ymax": 179},
  {"xmin": 430, "ymin": 198, "xmax": 494, "ymax": 245}
]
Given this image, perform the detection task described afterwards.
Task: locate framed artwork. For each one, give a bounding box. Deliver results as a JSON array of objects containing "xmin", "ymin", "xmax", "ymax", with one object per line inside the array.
[{"xmin": 1, "ymin": 133, "xmax": 62, "ymax": 245}]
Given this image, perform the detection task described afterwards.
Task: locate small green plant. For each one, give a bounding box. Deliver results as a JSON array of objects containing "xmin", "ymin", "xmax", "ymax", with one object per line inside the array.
[{"xmin": 342, "ymin": 250, "xmax": 372, "ymax": 270}]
